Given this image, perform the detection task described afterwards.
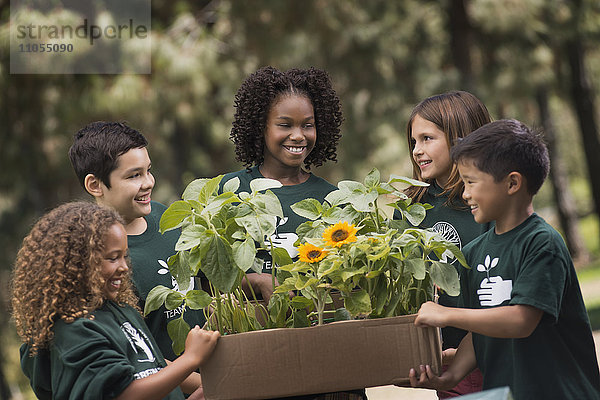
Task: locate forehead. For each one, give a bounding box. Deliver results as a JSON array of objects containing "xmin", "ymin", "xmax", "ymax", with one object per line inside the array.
[
  {"xmin": 270, "ymin": 94, "xmax": 313, "ymax": 115},
  {"xmin": 103, "ymin": 223, "xmax": 127, "ymax": 249},
  {"xmin": 114, "ymin": 147, "xmax": 150, "ymax": 170},
  {"xmin": 411, "ymin": 115, "xmax": 444, "ymax": 136},
  {"xmin": 457, "ymin": 159, "xmax": 486, "ymax": 176}
]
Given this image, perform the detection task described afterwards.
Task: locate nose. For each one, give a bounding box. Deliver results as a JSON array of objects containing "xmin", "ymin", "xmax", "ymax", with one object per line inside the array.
[
  {"xmin": 142, "ymin": 172, "xmax": 155, "ymax": 190},
  {"xmin": 412, "ymin": 142, "xmax": 423, "ymax": 157},
  {"xmin": 118, "ymin": 256, "xmax": 129, "ymax": 272},
  {"xmin": 462, "ymin": 186, "xmax": 470, "ymax": 201},
  {"xmin": 289, "ymin": 126, "xmax": 304, "ymax": 141}
]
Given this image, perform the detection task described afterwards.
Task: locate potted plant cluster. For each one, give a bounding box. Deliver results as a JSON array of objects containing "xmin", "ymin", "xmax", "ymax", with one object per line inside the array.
[{"xmin": 145, "ymin": 168, "xmax": 467, "ymax": 355}]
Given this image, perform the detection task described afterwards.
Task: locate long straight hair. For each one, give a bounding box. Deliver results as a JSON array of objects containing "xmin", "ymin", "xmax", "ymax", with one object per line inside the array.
[{"xmin": 405, "ymin": 91, "xmax": 492, "ymax": 205}]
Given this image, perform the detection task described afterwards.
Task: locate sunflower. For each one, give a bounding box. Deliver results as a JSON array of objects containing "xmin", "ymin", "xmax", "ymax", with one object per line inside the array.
[
  {"xmin": 298, "ymin": 243, "xmax": 327, "ymax": 263},
  {"xmin": 323, "ymin": 221, "xmax": 358, "ymax": 247}
]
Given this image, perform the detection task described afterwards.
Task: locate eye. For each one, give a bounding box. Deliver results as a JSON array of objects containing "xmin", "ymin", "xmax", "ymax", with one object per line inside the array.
[
  {"xmin": 303, "ymin": 122, "xmax": 314, "ymax": 128},
  {"xmin": 424, "ymin": 135, "xmax": 432, "ymax": 141},
  {"xmin": 128, "ymin": 172, "xmax": 141, "ymax": 179}
]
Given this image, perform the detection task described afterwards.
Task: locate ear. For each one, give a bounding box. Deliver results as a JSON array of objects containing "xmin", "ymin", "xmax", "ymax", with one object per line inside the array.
[
  {"xmin": 84, "ymin": 174, "xmax": 104, "ymax": 199},
  {"xmin": 506, "ymin": 172, "xmax": 523, "ymax": 195}
]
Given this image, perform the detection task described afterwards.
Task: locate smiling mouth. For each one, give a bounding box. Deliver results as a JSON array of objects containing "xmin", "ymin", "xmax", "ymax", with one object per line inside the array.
[
  {"xmin": 418, "ymin": 160, "xmax": 432, "ymax": 167},
  {"xmin": 135, "ymin": 194, "xmax": 151, "ymax": 202},
  {"xmin": 284, "ymin": 146, "xmax": 305, "ymax": 154},
  {"xmin": 110, "ymin": 279, "xmax": 122, "ymax": 289}
]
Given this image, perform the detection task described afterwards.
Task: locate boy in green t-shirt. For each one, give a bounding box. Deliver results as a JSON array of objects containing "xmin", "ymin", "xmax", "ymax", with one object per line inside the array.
[
  {"xmin": 69, "ymin": 121, "xmax": 207, "ymax": 397},
  {"xmin": 408, "ymin": 119, "xmax": 600, "ymax": 399}
]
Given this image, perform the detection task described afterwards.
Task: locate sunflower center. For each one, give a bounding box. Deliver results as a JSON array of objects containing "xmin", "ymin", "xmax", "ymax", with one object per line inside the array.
[
  {"xmin": 332, "ymin": 230, "xmax": 348, "ymax": 242},
  {"xmin": 307, "ymin": 250, "xmax": 322, "ymax": 259}
]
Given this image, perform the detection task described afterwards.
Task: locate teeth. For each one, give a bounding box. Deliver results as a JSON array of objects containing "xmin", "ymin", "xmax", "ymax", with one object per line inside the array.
[
  {"xmin": 135, "ymin": 195, "xmax": 149, "ymax": 201},
  {"xmin": 418, "ymin": 161, "xmax": 431, "ymax": 166},
  {"xmin": 112, "ymin": 279, "xmax": 121, "ymax": 286},
  {"xmin": 286, "ymin": 146, "xmax": 304, "ymax": 153}
]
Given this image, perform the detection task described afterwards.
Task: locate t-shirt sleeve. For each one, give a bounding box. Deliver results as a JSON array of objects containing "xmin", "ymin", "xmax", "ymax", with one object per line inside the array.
[
  {"xmin": 52, "ymin": 319, "xmax": 135, "ymax": 399},
  {"xmin": 509, "ymin": 245, "xmax": 567, "ymax": 323}
]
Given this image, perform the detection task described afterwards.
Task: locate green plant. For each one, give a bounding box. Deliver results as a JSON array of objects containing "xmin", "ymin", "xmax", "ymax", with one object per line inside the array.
[
  {"xmin": 144, "ymin": 175, "xmax": 287, "ymax": 353},
  {"xmin": 274, "ymin": 168, "xmax": 468, "ymax": 325}
]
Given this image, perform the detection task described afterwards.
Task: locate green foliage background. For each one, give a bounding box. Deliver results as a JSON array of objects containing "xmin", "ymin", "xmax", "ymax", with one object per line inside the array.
[{"xmin": 1, "ymin": 0, "xmax": 599, "ymax": 398}]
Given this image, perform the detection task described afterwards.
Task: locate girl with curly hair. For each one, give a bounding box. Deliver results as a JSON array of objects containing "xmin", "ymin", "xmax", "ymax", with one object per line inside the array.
[
  {"xmin": 12, "ymin": 202, "xmax": 219, "ymax": 400},
  {"xmin": 223, "ymin": 66, "xmax": 343, "ymax": 300},
  {"xmin": 223, "ymin": 66, "xmax": 364, "ymax": 400}
]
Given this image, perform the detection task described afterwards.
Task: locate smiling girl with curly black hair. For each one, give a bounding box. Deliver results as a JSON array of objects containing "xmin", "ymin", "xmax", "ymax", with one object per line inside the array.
[
  {"xmin": 222, "ymin": 67, "xmax": 364, "ymax": 400},
  {"xmin": 12, "ymin": 202, "xmax": 219, "ymax": 400}
]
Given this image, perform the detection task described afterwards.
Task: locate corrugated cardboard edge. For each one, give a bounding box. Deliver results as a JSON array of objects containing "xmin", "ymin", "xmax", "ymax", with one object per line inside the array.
[{"xmin": 200, "ymin": 314, "xmax": 442, "ymax": 400}]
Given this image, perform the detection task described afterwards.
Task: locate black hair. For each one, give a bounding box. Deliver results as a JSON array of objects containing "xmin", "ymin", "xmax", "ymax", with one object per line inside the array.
[
  {"xmin": 230, "ymin": 66, "xmax": 343, "ymax": 169},
  {"xmin": 68, "ymin": 121, "xmax": 148, "ymax": 189},
  {"xmin": 450, "ymin": 119, "xmax": 550, "ymax": 195}
]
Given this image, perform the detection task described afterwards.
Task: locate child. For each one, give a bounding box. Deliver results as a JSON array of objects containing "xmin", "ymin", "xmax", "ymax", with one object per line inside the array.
[
  {"xmin": 12, "ymin": 202, "xmax": 220, "ymax": 399},
  {"xmin": 224, "ymin": 66, "xmax": 365, "ymax": 400},
  {"xmin": 404, "ymin": 91, "xmax": 492, "ymax": 397},
  {"xmin": 224, "ymin": 66, "xmax": 343, "ymax": 303},
  {"xmin": 68, "ymin": 122, "xmax": 207, "ymax": 381},
  {"xmin": 409, "ymin": 120, "xmax": 600, "ymax": 399}
]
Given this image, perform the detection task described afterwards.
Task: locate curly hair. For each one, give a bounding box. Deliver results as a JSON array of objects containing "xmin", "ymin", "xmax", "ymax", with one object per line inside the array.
[
  {"xmin": 230, "ymin": 66, "xmax": 343, "ymax": 169},
  {"xmin": 11, "ymin": 202, "xmax": 139, "ymax": 355},
  {"xmin": 405, "ymin": 91, "xmax": 491, "ymax": 206}
]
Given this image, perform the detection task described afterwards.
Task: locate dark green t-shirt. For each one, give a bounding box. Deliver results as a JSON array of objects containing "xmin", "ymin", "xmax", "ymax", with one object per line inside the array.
[
  {"xmin": 402, "ymin": 182, "xmax": 490, "ymax": 349},
  {"xmin": 128, "ymin": 201, "xmax": 206, "ymax": 360},
  {"xmin": 20, "ymin": 301, "xmax": 185, "ymax": 400},
  {"xmin": 461, "ymin": 214, "xmax": 600, "ymax": 399},
  {"xmin": 221, "ymin": 167, "xmax": 337, "ymax": 273}
]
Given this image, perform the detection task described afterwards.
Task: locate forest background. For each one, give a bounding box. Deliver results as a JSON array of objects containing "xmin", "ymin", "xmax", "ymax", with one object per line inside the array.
[{"xmin": 1, "ymin": 0, "xmax": 600, "ymax": 399}]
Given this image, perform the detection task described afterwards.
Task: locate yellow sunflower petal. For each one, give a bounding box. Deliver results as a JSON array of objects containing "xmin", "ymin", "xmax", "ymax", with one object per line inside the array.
[
  {"xmin": 298, "ymin": 243, "xmax": 327, "ymax": 263},
  {"xmin": 322, "ymin": 221, "xmax": 358, "ymax": 247}
]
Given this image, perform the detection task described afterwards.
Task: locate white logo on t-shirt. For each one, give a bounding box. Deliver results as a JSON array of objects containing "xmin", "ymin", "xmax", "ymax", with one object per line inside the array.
[
  {"xmin": 157, "ymin": 259, "xmax": 194, "ymax": 295},
  {"xmin": 120, "ymin": 322, "xmax": 156, "ymax": 362},
  {"xmin": 267, "ymin": 216, "xmax": 299, "ymax": 260},
  {"xmin": 431, "ymin": 221, "xmax": 461, "ymax": 263},
  {"xmin": 476, "ymin": 255, "xmax": 512, "ymax": 306}
]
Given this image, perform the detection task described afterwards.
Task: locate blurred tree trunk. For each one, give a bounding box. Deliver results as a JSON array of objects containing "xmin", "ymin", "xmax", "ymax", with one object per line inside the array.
[
  {"xmin": 565, "ymin": 0, "xmax": 600, "ymax": 246},
  {"xmin": 447, "ymin": 0, "xmax": 475, "ymax": 92},
  {"xmin": 536, "ymin": 87, "xmax": 590, "ymax": 266}
]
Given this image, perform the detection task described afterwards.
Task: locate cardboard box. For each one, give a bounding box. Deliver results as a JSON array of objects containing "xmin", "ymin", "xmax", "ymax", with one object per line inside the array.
[{"xmin": 200, "ymin": 314, "xmax": 442, "ymax": 399}]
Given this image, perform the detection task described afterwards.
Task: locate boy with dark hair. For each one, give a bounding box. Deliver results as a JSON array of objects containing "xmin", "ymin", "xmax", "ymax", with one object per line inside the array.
[
  {"xmin": 408, "ymin": 119, "xmax": 600, "ymax": 399},
  {"xmin": 69, "ymin": 121, "xmax": 206, "ymax": 396}
]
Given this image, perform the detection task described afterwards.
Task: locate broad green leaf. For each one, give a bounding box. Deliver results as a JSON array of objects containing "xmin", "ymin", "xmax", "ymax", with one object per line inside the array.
[
  {"xmin": 334, "ymin": 308, "xmax": 352, "ymax": 321},
  {"xmin": 389, "ymin": 175, "xmax": 429, "ymax": 187},
  {"xmin": 175, "ymin": 225, "xmax": 207, "ymax": 251},
  {"xmin": 296, "ymin": 220, "xmax": 326, "ymax": 242},
  {"xmin": 364, "ymin": 168, "xmax": 380, "ymax": 189},
  {"xmin": 253, "ymin": 191, "xmax": 284, "ymax": 218},
  {"xmin": 232, "ymin": 237, "xmax": 256, "ymax": 271},
  {"xmin": 289, "ymin": 295, "xmax": 313, "ymax": 310},
  {"xmin": 250, "ymin": 178, "xmax": 283, "ymax": 193},
  {"xmin": 169, "ymin": 252, "xmax": 192, "ymax": 292},
  {"xmin": 182, "ymin": 179, "xmax": 209, "ymax": 201},
  {"xmin": 159, "ymin": 201, "xmax": 191, "ymax": 233},
  {"xmin": 185, "ymin": 290, "xmax": 213, "ymax": 310},
  {"xmin": 235, "ymin": 213, "xmax": 277, "ymax": 245},
  {"xmin": 404, "ymin": 258, "xmax": 427, "ymax": 280},
  {"xmin": 167, "ymin": 317, "xmax": 190, "ymax": 356},
  {"xmin": 199, "ymin": 175, "xmax": 223, "ymax": 204},
  {"xmin": 322, "ymin": 205, "xmax": 360, "ymax": 225},
  {"xmin": 349, "ymin": 189, "xmax": 379, "ymax": 212},
  {"xmin": 344, "ymin": 289, "xmax": 371, "ymax": 316},
  {"xmin": 338, "ymin": 180, "xmax": 367, "ymax": 193},
  {"xmin": 402, "ymin": 203, "xmax": 427, "ymax": 226},
  {"xmin": 271, "ymin": 246, "xmax": 293, "ymax": 267},
  {"xmin": 200, "ymin": 235, "xmax": 239, "ymax": 292},
  {"xmin": 324, "ymin": 189, "xmax": 351, "ymax": 206},
  {"xmin": 166, "ymin": 291, "xmax": 184, "ymax": 310},
  {"xmin": 291, "ymin": 198, "xmax": 323, "ymax": 220},
  {"xmin": 143, "ymin": 285, "xmax": 172, "ymax": 316},
  {"xmin": 222, "ymin": 176, "xmax": 240, "ymax": 193},
  {"xmin": 292, "ymin": 309, "xmax": 310, "ymax": 328},
  {"xmin": 430, "ymin": 261, "xmax": 460, "ymax": 296},
  {"xmin": 203, "ymin": 192, "xmax": 239, "ymax": 217}
]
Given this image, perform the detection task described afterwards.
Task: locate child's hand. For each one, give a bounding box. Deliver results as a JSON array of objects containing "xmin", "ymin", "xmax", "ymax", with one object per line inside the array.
[
  {"xmin": 414, "ymin": 301, "xmax": 450, "ymax": 328},
  {"xmin": 408, "ymin": 364, "xmax": 454, "ymax": 391},
  {"xmin": 184, "ymin": 326, "xmax": 220, "ymax": 367},
  {"xmin": 441, "ymin": 348, "xmax": 457, "ymax": 365}
]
